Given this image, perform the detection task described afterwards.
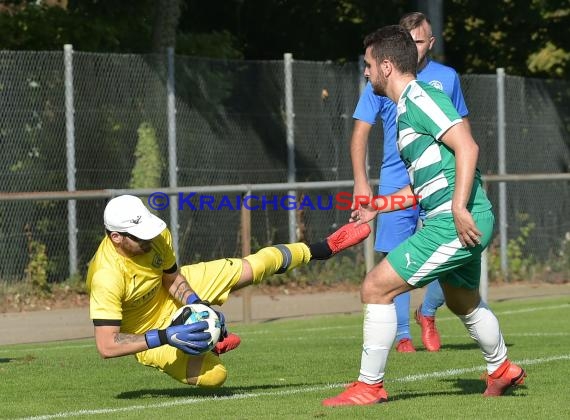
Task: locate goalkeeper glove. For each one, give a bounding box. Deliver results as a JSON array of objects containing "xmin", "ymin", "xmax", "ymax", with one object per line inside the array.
[{"xmin": 145, "ymin": 321, "xmax": 211, "ymax": 355}]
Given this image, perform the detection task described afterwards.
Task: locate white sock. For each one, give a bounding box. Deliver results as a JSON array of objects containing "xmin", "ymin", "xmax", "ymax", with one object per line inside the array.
[
  {"xmin": 457, "ymin": 301, "xmax": 507, "ymax": 374},
  {"xmin": 358, "ymin": 303, "xmax": 397, "ymax": 384}
]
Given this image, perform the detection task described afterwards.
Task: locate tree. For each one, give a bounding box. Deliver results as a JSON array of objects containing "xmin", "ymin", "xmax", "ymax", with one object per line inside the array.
[
  {"xmin": 151, "ymin": 0, "xmax": 181, "ymax": 53},
  {"xmin": 443, "ymin": 0, "xmax": 569, "ymax": 78},
  {"xmin": 0, "ymin": 0, "xmax": 567, "ymax": 77}
]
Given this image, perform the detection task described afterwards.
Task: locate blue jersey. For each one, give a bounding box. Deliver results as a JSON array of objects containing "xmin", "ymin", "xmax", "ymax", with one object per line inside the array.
[{"xmin": 353, "ymin": 60, "xmax": 468, "ymax": 190}]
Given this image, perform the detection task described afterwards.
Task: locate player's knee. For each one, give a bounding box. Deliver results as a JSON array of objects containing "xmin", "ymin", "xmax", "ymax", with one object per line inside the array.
[
  {"xmin": 195, "ymin": 354, "xmax": 228, "ymax": 388},
  {"xmin": 196, "ymin": 362, "xmax": 227, "ymax": 388}
]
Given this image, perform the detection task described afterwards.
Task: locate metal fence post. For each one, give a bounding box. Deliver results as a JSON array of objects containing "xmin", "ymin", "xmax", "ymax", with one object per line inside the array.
[
  {"xmin": 64, "ymin": 44, "xmax": 78, "ymax": 278},
  {"xmin": 241, "ymin": 190, "xmax": 252, "ymax": 323},
  {"xmin": 496, "ymin": 68, "xmax": 508, "ymax": 279},
  {"xmin": 167, "ymin": 47, "xmax": 179, "ymax": 257},
  {"xmin": 284, "ymin": 53, "xmax": 297, "ymax": 243}
]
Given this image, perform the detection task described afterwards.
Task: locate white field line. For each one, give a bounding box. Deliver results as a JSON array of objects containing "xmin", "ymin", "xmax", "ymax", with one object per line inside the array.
[
  {"xmin": 441, "ymin": 332, "xmax": 570, "ymax": 338},
  {"xmin": 0, "ymin": 344, "xmax": 93, "ymax": 355},
  {"xmin": 16, "ymin": 354, "xmax": 570, "ymax": 420},
  {"xmin": 237, "ymin": 303, "xmax": 570, "ymax": 336},
  {"xmin": 434, "ymin": 303, "xmax": 570, "ymax": 323}
]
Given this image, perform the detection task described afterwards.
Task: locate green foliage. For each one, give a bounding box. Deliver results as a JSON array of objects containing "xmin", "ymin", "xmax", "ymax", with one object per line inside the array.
[
  {"xmin": 176, "ymin": 31, "xmax": 243, "ymax": 59},
  {"xmin": 180, "ymin": 0, "xmax": 407, "ymax": 61},
  {"xmin": 527, "ymin": 41, "xmax": 570, "ymax": 77},
  {"xmin": 129, "ymin": 122, "xmax": 162, "ymax": 189},
  {"xmin": 488, "ymin": 213, "xmax": 536, "ymax": 282},
  {"xmin": 0, "ymin": 1, "xmax": 155, "ymax": 52},
  {"xmin": 537, "ymin": 231, "xmax": 570, "ymax": 283},
  {"xmin": 23, "ymin": 226, "xmax": 51, "ymax": 294},
  {"xmin": 444, "ymin": 0, "xmax": 570, "ymax": 78},
  {"xmin": 262, "ymin": 251, "xmax": 367, "ymax": 288},
  {"xmin": 2, "ymin": 1, "xmax": 568, "ymax": 77},
  {"xmin": 0, "ymin": 274, "xmax": 88, "ymax": 312}
]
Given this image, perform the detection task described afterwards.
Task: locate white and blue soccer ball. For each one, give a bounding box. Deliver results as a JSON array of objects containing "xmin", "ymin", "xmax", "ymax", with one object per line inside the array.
[{"xmin": 172, "ymin": 303, "xmax": 222, "ymax": 351}]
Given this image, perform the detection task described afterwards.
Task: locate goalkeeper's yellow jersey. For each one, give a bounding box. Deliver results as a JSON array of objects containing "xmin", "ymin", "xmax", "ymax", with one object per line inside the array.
[{"xmin": 86, "ymin": 228, "xmax": 179, "ymax": 334}]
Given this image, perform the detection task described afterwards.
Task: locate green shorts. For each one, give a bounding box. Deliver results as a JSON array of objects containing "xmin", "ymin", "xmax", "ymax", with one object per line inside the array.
[{"xmin": 386, "ymin": 210, "xmax": 495, "ymax": 289}]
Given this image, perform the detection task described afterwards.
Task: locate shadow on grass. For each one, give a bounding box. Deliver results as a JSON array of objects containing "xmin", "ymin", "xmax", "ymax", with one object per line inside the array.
[
  {"xmin": 418, "ymin": 341, "xmax": 516, "ymax": 352},
  {"xmin": 117, "ymin": 377, "xmax": 527, "ymax": 401},
  {"xmin": 433, "ymin": 342, "xmax": 480, "ymax": 351},
  {"xmin": 116, "ymin": 382, "xmax": 305, "ymax": 400},
  {"xmin": 390, "ymin": 378, "xmax": 527, "ymax": 401},
  {"xmin": 444, "ymin": 377, "xmax": 527, "ymax": 396},
  {"xmin": 0, "ymin": 355, "xmax": 36, "ymax": 363}
]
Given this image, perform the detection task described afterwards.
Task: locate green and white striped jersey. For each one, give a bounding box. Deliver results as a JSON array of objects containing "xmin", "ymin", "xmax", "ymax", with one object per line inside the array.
[{"xmin": 396, "ymin": 80, "xmax": 492, "ymax": 218}]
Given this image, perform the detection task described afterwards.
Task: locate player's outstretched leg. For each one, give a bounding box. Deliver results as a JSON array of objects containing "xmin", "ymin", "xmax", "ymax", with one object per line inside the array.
[
  {"xmin": 244, "ymin": 222, "xmax": 371, "ymax": 283},
  {"xmin": 208, "ymin": 223, "xmax": 371, "ymax": 358},
  {"xmin": 311, "ymin": 222, "xmax": 371, "ymax": 260}
]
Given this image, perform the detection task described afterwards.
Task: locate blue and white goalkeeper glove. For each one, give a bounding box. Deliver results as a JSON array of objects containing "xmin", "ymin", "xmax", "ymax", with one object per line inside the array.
[{"xmin": 145, "ymin": 321, "xmax": 212, "ymax": 355}]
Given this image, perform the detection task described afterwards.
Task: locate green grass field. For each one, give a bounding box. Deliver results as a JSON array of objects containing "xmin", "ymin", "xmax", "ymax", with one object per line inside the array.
[{"xmin": 1, "ymin": 295, "xmax": 569, "ymax": 419}]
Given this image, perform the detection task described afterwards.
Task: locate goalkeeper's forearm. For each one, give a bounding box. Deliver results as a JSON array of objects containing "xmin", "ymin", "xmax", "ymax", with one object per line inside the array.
[
  {"xmin": 163, "ymin": 270, "xmax": 200, "ymax": 304},
  {"xmin": 94, "ymin": 329, "xmax": 151, "ymax": 359}
]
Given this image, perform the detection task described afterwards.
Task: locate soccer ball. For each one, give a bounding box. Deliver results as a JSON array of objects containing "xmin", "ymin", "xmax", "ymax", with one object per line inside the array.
[{"xmin": 172, "ymin": 303, "xmax": 222, "ymax": 351}]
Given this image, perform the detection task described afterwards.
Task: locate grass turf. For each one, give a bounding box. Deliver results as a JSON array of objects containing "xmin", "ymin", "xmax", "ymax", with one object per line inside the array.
[{"xmin": 1, "ymin": 295, "xmax": 569, "ymax": 419}]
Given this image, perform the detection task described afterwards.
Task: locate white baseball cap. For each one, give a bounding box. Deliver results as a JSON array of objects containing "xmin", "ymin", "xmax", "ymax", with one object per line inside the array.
[{"xmin": 104, "ymin": 195, "xmax": 166, "ymax": 240}]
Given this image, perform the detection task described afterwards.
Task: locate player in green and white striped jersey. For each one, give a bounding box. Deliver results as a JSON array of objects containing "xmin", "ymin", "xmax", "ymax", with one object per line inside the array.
[
  {"xmin": 323, "ymin": 25, "xmax": 525, "ymax": 407},
  {"xmin": 396, "ymin": 80, "xmax": 492, "ymax": 219}
]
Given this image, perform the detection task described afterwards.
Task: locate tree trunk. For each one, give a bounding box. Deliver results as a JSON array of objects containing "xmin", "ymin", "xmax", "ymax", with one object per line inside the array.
[{"xmin": 151, "ymin": 0, "xmax": 181, "ymax": 53}]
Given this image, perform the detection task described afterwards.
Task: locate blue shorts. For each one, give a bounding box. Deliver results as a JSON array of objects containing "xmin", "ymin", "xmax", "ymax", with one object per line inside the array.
[{"xmin": 375, "ymin": 185, "xmax": 419, "ymax": 253}]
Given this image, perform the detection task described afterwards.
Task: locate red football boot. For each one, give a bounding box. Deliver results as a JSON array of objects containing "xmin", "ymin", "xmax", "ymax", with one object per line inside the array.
[
  {"xmin": 395, "ymin": 338, "xmax": 416, "ymax": 353},
  {"xmin": 415, "ymin": 305, "xmax": 441, "ymax": 352},
  {"xmin": 322, "ymin": 381, "xmax": 388, "ymax": 407},
  {"xmin": 483, "ymin": 359, "xmax": 526, "ymax": 396},
  {"xmin": 326, "ymin": 222, "xmax": 371, "ymax": 255},
  {"xmin": 212, "ymin": 333, "xmax": 241, "ymax": 355}
]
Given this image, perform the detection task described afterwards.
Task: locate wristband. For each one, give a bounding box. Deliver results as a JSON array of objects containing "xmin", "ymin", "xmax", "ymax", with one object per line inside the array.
[
  {"xmin": 186, "ymin": 292, "xmax": 201, "ymax": 305},
  {"xmin": 145, "ymin": 329, "xmax": 168, "ymax": 349}
]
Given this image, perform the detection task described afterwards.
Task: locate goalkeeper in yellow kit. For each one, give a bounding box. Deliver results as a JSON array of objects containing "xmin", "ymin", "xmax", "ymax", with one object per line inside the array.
[{"xmin": 86, "ymin": 194, "xmax": 371, "ymax": 388}]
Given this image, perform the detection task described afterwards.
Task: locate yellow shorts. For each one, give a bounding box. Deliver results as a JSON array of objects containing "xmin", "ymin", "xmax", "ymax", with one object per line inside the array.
[
  {"xmin": 135, "ymin": 346, "xmax": 226, "ymax": 386},
  {"xmin": 134, "ymin": 258, "xmax": 242, "ymax": 385},
  {"xmin": 180, "ymin": 258, "xmax": 244, "ymax": 306}
]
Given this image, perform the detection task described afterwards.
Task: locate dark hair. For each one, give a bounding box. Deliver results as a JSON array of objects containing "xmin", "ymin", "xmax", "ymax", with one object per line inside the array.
[
  {"xmin": 363, "ymin": 25, "xmax": 417, "ymax": 76},
  {"xmin": 399, "ymin": 11, "xmax": 431, "ymax": 33}
]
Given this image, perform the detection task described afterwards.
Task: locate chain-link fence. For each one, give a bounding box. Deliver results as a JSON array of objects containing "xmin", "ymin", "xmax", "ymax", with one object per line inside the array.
[{"xmin": 0, "ymin": 49, "xmax": 568, "ymax": 283}]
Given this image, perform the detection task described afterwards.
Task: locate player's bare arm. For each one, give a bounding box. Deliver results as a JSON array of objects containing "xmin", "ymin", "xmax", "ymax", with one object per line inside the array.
[
  {"xmin": 163, "ymin": 270, "xmax": 196, "ymax": 304},
  {"xmin": 94, "ymin": 325, "xmax": 148, "ymax": 358},
  {"xmin": 440, "ymin": 122, "xmax": 482, "ymax": 247},
  {"xmin": 351, "ymin": 120, "xmax": 374, "ymax": 209},
  {"xmin": 351, "ymin": 185, "xmax": 416, "ymax": 224}
]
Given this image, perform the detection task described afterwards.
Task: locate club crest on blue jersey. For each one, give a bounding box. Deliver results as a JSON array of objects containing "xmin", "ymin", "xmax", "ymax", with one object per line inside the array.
[{"xmin": 428, "ymin": 80, "xmax": 443, "ymax": 90}]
